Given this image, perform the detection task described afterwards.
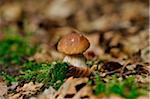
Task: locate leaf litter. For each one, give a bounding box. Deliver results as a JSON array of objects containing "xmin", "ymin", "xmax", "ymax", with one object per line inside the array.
[{"xmin": 0, "ymin": 0, "xmax": 149, "ymax": 99}]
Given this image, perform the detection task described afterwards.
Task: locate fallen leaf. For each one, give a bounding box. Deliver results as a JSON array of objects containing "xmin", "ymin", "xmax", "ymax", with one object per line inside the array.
[{"xmin": 0, "ymin": 78, "xmax": 7, "ymax": 96}]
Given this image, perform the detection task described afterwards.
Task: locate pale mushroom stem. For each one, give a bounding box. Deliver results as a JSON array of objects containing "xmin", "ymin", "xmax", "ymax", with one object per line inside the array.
[{"xmin": 63, "ymin": 54, "xmax": 87, "ymax": 67}]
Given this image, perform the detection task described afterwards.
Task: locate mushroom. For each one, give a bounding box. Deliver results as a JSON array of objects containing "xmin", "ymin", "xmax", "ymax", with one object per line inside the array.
[{"xmin": 57, "ymin": 31, "xmax": 90, "ymax": 67}]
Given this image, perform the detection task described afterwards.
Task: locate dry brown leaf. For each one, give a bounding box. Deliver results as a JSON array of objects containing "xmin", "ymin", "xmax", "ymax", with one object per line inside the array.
[
  {"xmin": 45, "ymin": 0, "xmax": 77, "ymax": 20},
  {"xmin": 37, "ymin": 86, "xmax": 56, "ymax": 99},
  {"xmin": 9, "ymin": 82, "xmax": 43, "ymax": 99},
  {"xmin": 0, "ymin": 78, "xmax": 7, "ymax": 96},
  {"xmin": 1, "ymin": 3, "xmax": 22, "ymax": 22},
  {"xmin": 72, "ymin": 85, "xmax": 95, "ymax": 99},
  {"xmin": 55, "ymin": 77, "xmax": 88, "ymax": 99},
  {"xmin": 141, "ymin": 46, "xmax": 150, "ymax": 63},
  {"xmin": 16, "ymin": 82, "xmax": 43, "ymax": 95}
]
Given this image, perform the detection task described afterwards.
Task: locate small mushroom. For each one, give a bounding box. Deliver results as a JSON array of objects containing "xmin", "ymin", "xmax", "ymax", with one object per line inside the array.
[{"xmin": 57, "ymin": 31, "xmax": 90, "ymax": 67}]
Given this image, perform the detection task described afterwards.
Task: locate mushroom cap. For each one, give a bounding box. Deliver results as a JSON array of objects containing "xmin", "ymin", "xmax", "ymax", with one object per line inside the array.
[{"xmin": 57, "ymin": 32, "xmax": 90, "ymax": 55}]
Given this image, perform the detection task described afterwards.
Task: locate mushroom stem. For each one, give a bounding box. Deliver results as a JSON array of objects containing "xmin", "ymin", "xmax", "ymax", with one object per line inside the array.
[{"xmin": 63, "ymin": 55, "xmax": 87, "ymax": 67}]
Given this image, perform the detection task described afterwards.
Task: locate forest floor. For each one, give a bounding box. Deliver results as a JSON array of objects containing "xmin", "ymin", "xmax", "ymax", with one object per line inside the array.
[{"xmin": 0, "ymin": 0, "xmax": 149, "ymax": 99}]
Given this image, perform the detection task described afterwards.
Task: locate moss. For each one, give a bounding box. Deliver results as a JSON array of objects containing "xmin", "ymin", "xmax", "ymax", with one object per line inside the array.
[
  {"xmin": 16, "ymin": 61, "xmax": 68, "ymax": 90},
  {"xmin": 91, "ymin": 73, "xmax": 145, "ymax": 98},
  {"xmin": 0, "ymin": 71, "xmax": 17, "ymax": 84},
  {"xmin": 49, "ymin": 61, "xmax": 68, "ymax": 90},
  {"xmin": 0, "ymin": 34, "xmax": 36, "ymax": 66},
  {"xmin": 0, "ymin": 33, "xmax": 68, "ymax": 90}
]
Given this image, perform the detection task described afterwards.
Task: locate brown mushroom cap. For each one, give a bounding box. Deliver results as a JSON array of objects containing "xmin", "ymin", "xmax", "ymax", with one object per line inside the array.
[{"xmin": 57, "ymin": 32, "xmax": 90, "ymax": 55}]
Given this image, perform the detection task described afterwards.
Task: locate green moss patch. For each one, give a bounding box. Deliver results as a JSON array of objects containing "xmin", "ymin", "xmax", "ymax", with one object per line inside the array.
[{"xmin": 91, "ymin": 73, "xmax": 147, "ymax": 99}]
